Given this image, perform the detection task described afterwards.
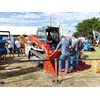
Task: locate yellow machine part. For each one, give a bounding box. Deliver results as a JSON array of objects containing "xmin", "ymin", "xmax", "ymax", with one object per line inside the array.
[
  {"xmin": 91, "ymin": 60, "xmax": 100, "ymax": 73},
  {"xmin": 18, "ymin": 34, "xmax": 28, "ymax": 46}
]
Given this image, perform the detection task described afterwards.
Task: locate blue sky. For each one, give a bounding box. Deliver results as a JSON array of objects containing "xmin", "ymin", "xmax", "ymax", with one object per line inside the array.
[{"xmin": 0, "ymin": 12, "xmax": 100, "ymax": 34}]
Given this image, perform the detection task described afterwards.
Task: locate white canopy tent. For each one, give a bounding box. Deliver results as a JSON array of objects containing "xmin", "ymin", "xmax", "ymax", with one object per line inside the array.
[
  {"xmin": 11, "ymin": 27, "xmax": 38, "ymax": 36},
  {"xmin": 0, "ymin": 26, "xmax": 38, "ymax": 36},
  {"xmin": 0, "ymin": 26, "xmax": 14, "ymax": 36}
]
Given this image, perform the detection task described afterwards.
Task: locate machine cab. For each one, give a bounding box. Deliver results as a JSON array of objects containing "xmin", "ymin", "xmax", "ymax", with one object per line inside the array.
[{"xmin": 36, "ymin": 26, "xmax": 60, "ymax": 49}]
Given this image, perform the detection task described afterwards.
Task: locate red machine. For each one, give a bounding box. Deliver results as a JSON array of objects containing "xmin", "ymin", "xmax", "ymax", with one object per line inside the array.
[{"xmin": 28, "ymin": 26, "xmax": 87, "ymax": 76}]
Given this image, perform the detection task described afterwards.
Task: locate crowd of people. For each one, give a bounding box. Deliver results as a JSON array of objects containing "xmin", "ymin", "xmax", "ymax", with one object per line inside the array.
[
  {"xmin": 6, "ymin": 38, "xmax": 22, "ymax": 58},
  {"xmin": 1, "ymin": 33, "xmax": 83, "ymax": 74}
]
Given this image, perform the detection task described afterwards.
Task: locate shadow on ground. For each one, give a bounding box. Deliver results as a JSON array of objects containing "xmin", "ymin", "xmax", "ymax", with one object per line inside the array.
[{"xmin": 0, "ymin": 66, "xmax": 43, "ymax": 79}]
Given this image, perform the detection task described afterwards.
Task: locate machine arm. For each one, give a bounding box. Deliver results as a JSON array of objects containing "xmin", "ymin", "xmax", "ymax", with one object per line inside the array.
[
  {"xmin": 28, "ymin": 35, "xmax": 49, "ymax": 56},
  {"xmin": 93, "ymin": 30, "xmax": 100, "ymax": 41}
]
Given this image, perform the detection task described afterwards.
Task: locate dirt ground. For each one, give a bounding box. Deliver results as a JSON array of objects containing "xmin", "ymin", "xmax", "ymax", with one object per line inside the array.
[{"xmin": 0, "ymin": 55, "xmax": 100, "ymax": 87}]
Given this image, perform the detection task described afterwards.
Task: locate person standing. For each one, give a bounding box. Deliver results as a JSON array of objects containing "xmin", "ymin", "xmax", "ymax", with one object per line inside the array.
[
  {"xmin": 7, "ymin": 38, "xmax": 14, "ymax": 58},
  {"xmin": 55, "ymin": 36, "xmax": 70, "ymax": 74},
  {"xmin": 15, "ymin": 38, "xmax": 22, "ymax": 57},
  {"xmin": 69, "ymin": 35, "xmax": 83, "ymax": 71}
]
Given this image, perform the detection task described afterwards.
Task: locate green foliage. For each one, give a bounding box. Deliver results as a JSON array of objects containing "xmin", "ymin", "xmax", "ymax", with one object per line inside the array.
[{"xmin": 75, "ymin": 17, "xmax": 100, "ymax": 38}]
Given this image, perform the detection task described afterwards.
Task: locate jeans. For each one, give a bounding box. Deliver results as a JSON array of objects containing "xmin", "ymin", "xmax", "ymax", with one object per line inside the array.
[
  {"xmin": 59, "ymin": 54, "xmax": 70, "ymax": 73},
  {"xmin": 70, "ymin": 53, "xmax": 79, "ymax": 68},
  {"xmin": 17, "ymin": 48, "xmax": 22, "ymax": 56}
]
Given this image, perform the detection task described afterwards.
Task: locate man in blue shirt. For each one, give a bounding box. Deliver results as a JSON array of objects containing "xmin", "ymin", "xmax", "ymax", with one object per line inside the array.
[{"xmin": 55, "ymin": 36, "xmax": 70, "ymax": 74}]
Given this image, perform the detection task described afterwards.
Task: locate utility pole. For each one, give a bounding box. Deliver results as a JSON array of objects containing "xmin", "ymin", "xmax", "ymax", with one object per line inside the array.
[
  {"xmin": 48, "ymin": 16, "xmax": 51, "ymax": 27},
  {"xmin": 57, "ymin": 21, "xmax": 63, "ymax": 37}
]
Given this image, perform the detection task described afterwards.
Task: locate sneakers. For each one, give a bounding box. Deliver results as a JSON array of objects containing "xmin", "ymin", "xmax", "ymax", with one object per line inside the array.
[
  {"xmin": 65, "ymin": 71, "xmax": 68, "ymax": 74},
  {"xmin": 68, "ymin": 66, "xmax": 74, "ymax": 73}
]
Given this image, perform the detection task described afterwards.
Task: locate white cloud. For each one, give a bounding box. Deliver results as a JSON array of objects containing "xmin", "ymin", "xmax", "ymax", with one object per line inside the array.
[
  {"xmin": 10, "ymin": 12, "xmax": 41, "ymax": 19},
  {"xmin": 0, "ymin": 12, "xmax": 100, "ymax": 34},
  {"xmin": 49, "ymin": 12, "xmax": 99, "ymax": 21}
]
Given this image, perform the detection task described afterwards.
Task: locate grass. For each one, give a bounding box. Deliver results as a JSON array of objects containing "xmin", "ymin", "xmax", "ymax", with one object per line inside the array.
[
  {"xmin": 82, "ymin": 46, "xmax": 100, "ymax": 59},
  {"xmin": 0, "ymin": 46, "xmax": 100, "ymax": 87},
  {"xmin": 82, "ymin": 46, "xmax": 100, "ymax": 66}
]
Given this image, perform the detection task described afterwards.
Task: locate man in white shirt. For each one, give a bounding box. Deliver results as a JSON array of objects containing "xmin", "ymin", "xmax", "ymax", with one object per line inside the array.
[
  {"xmin": 15, "ymin": 39, "xmax": 22, "ymax": 57},
  {"xmin": 7, "ymin": 38, "xmax": 14, "ymax": 58}
]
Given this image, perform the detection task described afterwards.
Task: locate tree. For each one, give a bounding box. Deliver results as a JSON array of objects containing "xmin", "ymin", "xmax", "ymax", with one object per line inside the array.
[{"xmin": 74, "ymin": 17, "xmax": 100, "ymax": 38}]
